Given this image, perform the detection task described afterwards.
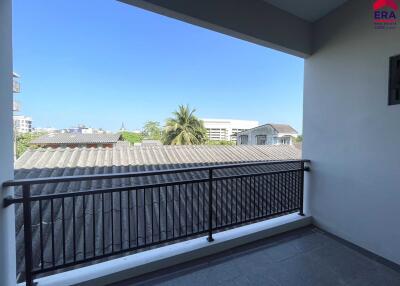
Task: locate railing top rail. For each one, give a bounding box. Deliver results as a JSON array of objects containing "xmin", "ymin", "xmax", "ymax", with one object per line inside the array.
[
  {"xmin": 3, "ymin": 159, "xmax": 310, "ymax": 187},
  {"xmin": 5, "ymin": 167, "xmax": 304, "ymax": 205}
]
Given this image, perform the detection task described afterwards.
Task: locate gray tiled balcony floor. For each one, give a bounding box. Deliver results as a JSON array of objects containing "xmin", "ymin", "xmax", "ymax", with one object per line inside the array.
[{"xmin": 113, "ymin": 227, "xmax": 400, "ymax": 286}]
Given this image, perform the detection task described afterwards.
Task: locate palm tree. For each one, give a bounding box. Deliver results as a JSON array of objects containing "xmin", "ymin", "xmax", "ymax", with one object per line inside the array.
[{"xmin": 163, "ymin": 105, "xmax": 207, "ymax": 145}]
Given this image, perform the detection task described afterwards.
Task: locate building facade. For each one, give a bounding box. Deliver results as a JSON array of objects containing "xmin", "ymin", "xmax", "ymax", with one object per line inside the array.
[
  {"xmin": 13, "ymin": 115, "xmax": 32, "ymax": 134},
  {"xmin": 237, "ymin": 124, "xmax": 298, "ymax": 146},
  {"xmin": 201, "ymin": 119, "xmax": 259, "ymax": 142}
]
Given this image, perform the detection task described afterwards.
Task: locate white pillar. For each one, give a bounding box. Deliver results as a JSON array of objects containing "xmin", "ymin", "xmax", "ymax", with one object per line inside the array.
[{"xmin": 0, "ymin": 0, "xmax": 17, "ymax": 285}]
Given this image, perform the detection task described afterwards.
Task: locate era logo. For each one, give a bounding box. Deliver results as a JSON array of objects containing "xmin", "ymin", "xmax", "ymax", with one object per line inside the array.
[{"xmin": 373, "ymin": 0, "xmax": 399, "ymax": 26}]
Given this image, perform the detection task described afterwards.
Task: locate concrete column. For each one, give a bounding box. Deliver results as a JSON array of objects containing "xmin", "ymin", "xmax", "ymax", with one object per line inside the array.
[{"xmin": 0, "ymin": 0, "xmax": 17, "ymax": 285}]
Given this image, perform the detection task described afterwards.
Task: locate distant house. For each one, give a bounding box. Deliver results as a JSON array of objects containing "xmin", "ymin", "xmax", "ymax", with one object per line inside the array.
[
  {"xmin": 30, "ymin": 133, "xmax": 123, "ymax": 148},
  {"xmin": 237, "ymin": 124, "xmax": 298, "ymax": 146}
]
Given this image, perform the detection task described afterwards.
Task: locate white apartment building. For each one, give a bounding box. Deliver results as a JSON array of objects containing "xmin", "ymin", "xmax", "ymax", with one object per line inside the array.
[
  {"xmin": 61, "ymin": 125, "xmax": 107, "ymax": 134},
  {"xmin": 237, "ymin": 123, "xmax": 298, "ymax": 145},
  {"xmin": 13, "ymin": 72, "xmax": 20, "ymax": 93},
  {"xmin": 33, "ymin": 127, "xmax": 58, "ymax": 133},
  {"xmin": 201, "ymin": 119, "xmax": 259, "ymax": 142},
  {"xmin": 13, "ymin": 115, "xmax": 32, "ymax": 134}
]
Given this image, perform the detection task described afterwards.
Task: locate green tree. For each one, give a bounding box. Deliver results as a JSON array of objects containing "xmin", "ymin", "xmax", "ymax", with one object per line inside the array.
[
  {"xmin": 163, "ymin": 105, "xmax": 207, "ymax": 145},
  {"xmin": 121, "ymin": 131, "xmax": 144, "ymax": 144},
  {"xmin": 294, "ymin": 135, "xmax": 303, "ymax": 143},
  {"xmin": 143, "ymin": 121, "xmax": 162, "ymax": 140},
  {"xmin": 16, "ymin": 132, "xmax": 43, "ymax": 158}
]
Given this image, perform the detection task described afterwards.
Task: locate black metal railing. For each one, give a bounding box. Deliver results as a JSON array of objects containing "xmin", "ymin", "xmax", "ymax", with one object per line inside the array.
[{"xmin": 3, "ymin": 159, "xmax": 309, "ymax": 286}]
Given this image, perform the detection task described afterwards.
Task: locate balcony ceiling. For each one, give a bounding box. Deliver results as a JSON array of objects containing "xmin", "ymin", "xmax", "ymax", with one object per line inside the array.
[
  {"xmin": 263, "ymin": 0, "xmax": 349, "ymax": 22},
  {"xmin": 120, "ymin": 0, "xmax": 350, "ymax": 57}
]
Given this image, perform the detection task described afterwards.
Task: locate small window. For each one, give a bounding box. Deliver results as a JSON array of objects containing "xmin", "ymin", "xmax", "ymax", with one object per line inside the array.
[
  {"xmin": 240, "ymin": 135, "xmax": 248, "ymax": 145},
  {"xmin": 389, "ymin": 54, "xmax": 400, "ymax": 105},
  {"xmin": 281, "ymin": 136, "xmax": 291, "ymax": 145},
  {"xmin": 256, "ymin": 135, "xmax": 266, "ymax": 145}
]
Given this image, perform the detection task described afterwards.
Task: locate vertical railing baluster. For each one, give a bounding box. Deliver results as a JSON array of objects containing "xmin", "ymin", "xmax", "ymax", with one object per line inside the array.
[
  {"xmin": 245, "ymin": 177, "xmax": 248, "ymax": 220},
  {"xmin": 241, "ymin": 177, "xmax": 244, "ymax": 221},
  {"xmin": 279, "ymin": 172, "xmax": 282, "ymax": 212},
  {"xmin": 172, "ymin": 185, "xmax": 175, "ymax": 238},
  {"xmin": 297, "ymin": 169, "xmax": 301, "ymax": 210},
  {"xmin": 272, "ymin": 174, "xmax": 277, "ymax": 214},
  {"xmin": 219, "ymin": 180, "xmax": 222, "ymax": 226},
  {"xmin": 158, "ymin": 187, "xmax": 161, "ymax": 241},
  {"xmin": 235, "ymin": 178, "xmax": 238, "ymax": 223},
  {"xmin": 51, "ymin": 199, "xmax": 55, "ymax": 266},
  {"xmin": 178, "ymin": 184, "xmax": 181, "ymax": 236},
  {"xmin": 127, "ymin": 190, "xmax": 131, "ymax": 248},
  {"xmin": 72, "ymin": 196, "xmax": 76, "ymax": 262},
  {"xmin": 191, "ymin": 183, "xmax": 194, "ymax": 233},
  {"xmin": 185, "ymin": 184, "xmax": 188, "ymax": 236},
  {"xmin": 111, "ymin": 192, "xmax": 114, "ymax": 252},
  {"xmin": 92, "ymin": 194, "xmax": 96, "ymax": 257},
  {"xmin": 299, "ymin": 162, "xmax": 305, "ymax": 216},
  {"xmin": 144, "ymin": 189, "xmax": 146, "ymax": 245},
  {"xmin": 22, "ymin": 184, "xmax": 34, "ymax": 286},
  {"xmin": 230, "ymin": 179, "xmax": 233, "ymax": 225},
  {"xmin": 202, "ymin": 182, "xmax": 205, "ymax": 231},
  {"xmin": 265, "ymin": 175, "xmax": 269, "ymax": 216},
  {"xmin": 253, "ymin": 176, "xmax": 256, "ymax": 218},
  {"xmin": 151, "ymin": 188, "xmax": 154, "ymax": 243},
  {"xmin": 207, "ymin": 168, "xmax": 214, "ymax": 242},
  {"xmin": 165, "ymin": 187, "xmax": 168, "ymax": 240},
  {"xmin": 102, "ymin": 192, "xmax": 105, "ymax": 254},
  {"xmin": 224, "ymin": 179, "xmax": 228, "ymax": 225},
  {"xmin": 290, "ymin": 170, "xmax": 294, "ymax": 211},
  {"xmin": 136, "ymin": 189, "xmax": 139, "ymax": 246},
  {"xmin": 119, "ymin": 191, "xmax": 123, "ymax": 250},
  {"xmin": 83, "ymin": 196, "xmax": 86, "ymax": 260},
  {"xmin": 197, "ymin": 183, "xmax": 200, "ymax": 232},
  {"xmin": 39, "ymin": 200, "xmax": 44, "ymax": 270},
  {"xmin": 62, "ymin": 198, "xmax": 66, "ymax": 264}
]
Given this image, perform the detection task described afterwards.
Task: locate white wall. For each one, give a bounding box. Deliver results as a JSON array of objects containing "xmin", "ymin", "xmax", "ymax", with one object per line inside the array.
[
  {"xmin": 304, "ymin": 0, "xmax": 400, "ymax": 264},
  {"xmin": 0, "ymin": 0, "xmax": 16, "ymax": 284}
]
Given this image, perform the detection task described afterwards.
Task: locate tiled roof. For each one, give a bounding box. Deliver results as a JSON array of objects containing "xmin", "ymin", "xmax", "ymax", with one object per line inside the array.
[
  {"xmin": 16, "ymin": 145, "xmax": 301, "ymax": 170},
  {"xmin": 30, "ymin": 133, "xmax": 122, "ymax": 145},
  {"xmin": 237, "ymin": 123, "xmax": 298, "ymax": 135},
  {"xmin": 14, "ymin": 145, "xmax": 301, "ymax": 280},
  {"xmin": 269, "ymin": 124, "xmax": 298, "ymax": 134}
]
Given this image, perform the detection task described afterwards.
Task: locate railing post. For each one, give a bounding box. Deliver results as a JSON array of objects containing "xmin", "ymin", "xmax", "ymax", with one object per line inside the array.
[
  {"xmin": 22, "ymin": 184, "xmax": 34, "ymax": 286},
  {"xmin": 299, "ymin": 162, "xmax": 305, "ymax": 216},
  {"xmin": 207, "ymin": 168, "xmax": 214, "ymax": 242}
]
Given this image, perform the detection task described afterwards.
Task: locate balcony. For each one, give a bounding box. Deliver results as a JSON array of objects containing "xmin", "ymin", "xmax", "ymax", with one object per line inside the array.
[
  {"xmin": 13, "ymin": 100, "xmax": 21, "ymax": 112},
  {"xmin": 13, "ymin": 80, "xmax": 21, "ymax": 93},
  {"xmin": 2, "ymin": 0, "xmax": 400, "ymax": 285},
  {"xmin": 118, "ymin": 227, "xmax": 400, "ymax": 286},
  {"xmin": 4, "ymin": 160, "xmax": 308, "ymax": 285}
]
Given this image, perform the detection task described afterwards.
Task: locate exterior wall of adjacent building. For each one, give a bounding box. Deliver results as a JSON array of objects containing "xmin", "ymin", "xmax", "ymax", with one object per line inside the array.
[
  {"xmin": 202, "ymin": 119, "xmax": 259, "ymax": 142},
  {"xmin": 303, "ymin": 0, "xmax": 400, "ymax": 265},
  {"xmin": 237, "ymin": 125, "xmax": 296, "ymax": 145},
  {"xmin": 13, "ymin": 115, "xmax": 32, "ymax": 133},
  {"xmin": 0, "ymin": 0, "xmax": 16, "ymax": 285}
]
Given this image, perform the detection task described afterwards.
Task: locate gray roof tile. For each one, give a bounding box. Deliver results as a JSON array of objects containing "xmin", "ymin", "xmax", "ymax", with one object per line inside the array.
[{"xmin": 31, "ymin": 133, "xmax": 122, "ymax": 145}]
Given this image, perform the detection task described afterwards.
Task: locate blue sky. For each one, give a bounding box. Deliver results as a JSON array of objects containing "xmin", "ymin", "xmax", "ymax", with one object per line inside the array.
[{"xmin": 13, "ymin": 0, "xmax": 304, "ymax": 133}]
